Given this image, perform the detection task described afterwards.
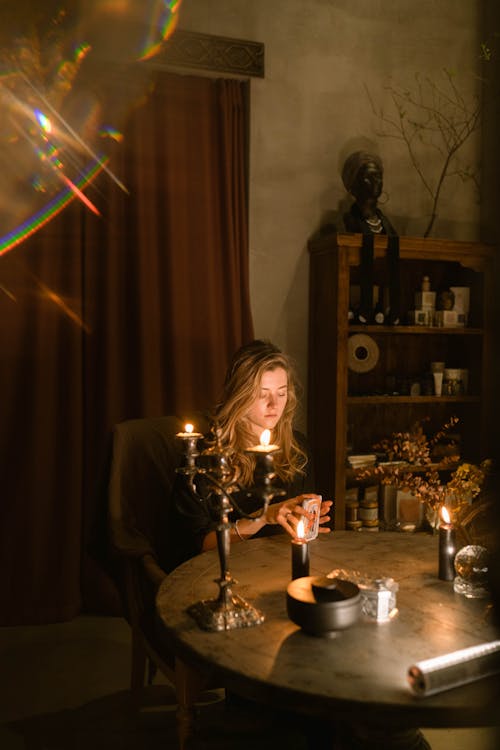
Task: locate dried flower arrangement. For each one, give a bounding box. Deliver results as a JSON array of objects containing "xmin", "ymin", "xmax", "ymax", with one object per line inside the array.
[{"xmin": 355, "ymin": 417, "xmax": 486, "ymax": 527}]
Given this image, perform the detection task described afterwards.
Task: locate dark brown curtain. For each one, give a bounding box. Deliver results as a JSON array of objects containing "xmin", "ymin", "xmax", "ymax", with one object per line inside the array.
[
  {"xmin": 0, "ymin": 207, "xmax": 85, "ymax": 625},
  {"xmin": 0, "ymin": 71, "xmax": 253, "ymax": 625}
]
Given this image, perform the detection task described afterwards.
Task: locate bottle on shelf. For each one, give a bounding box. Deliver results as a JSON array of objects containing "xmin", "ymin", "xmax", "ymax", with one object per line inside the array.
[
  {"xmin": 348, "ymin": 305, "xmax": 370, "ymax": 324},
  {"xmin": 372, "ymin": 285, "xmax": 386, "ymax": 324},
  {"xmin": 348, "ymin": 284, "xmax": 369, "ymax": 324}
]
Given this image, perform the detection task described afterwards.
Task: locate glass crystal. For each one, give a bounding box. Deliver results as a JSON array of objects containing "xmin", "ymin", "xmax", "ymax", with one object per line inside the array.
[{"xmin": 453, "ymin": 545, "xmax": 490, "ymax": 598}]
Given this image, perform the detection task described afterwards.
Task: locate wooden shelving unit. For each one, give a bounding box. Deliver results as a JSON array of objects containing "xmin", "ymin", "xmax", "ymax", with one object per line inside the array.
[{"xmin": 307, "ymin": 232, "xmax": 495, "ymax": 529}]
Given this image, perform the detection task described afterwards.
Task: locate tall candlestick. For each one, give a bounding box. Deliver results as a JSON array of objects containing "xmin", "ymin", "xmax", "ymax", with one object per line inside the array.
[
  {"xmin": 175, "ymin": 420, "xmax": 273, "ymax": 631},
  {"xmin": 291, "ymin": 519, "xmax": 310, "ymax": 580},
  {"xmin": 438, "ymin": 506, "xmax": 456, "ymax": 581}
]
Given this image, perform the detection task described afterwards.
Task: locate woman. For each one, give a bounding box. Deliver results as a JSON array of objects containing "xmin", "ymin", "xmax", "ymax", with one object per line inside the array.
[{"xmin": 171, "ymin": 339, "xmax": 331, "ymax": 565}]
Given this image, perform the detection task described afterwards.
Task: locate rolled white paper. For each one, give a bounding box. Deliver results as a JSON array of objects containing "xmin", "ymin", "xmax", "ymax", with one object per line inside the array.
[{"xmin": 408, "ymin": 640, "xmax": 500, "ymax": 696}]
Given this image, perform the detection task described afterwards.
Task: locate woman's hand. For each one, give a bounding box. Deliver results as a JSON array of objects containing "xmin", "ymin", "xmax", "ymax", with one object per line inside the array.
[{"xmin": 266, "ymin": 495, "xmax": 332, "ymax": 538}]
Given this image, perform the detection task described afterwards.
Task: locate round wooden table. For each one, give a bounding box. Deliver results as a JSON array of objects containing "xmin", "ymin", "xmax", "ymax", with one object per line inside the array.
[{"xmin": 156, "ymin": 531, "xmax": 499, "ymax": 742}]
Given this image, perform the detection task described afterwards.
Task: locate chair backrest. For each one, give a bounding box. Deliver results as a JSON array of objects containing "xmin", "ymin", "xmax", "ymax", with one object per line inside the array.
[{"xmin": 108, "ymin": 415, "xmax": 185, "ymax": 575}]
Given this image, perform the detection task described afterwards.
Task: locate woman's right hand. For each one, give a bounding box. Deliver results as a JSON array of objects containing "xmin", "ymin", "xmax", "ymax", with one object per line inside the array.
[{"xmin": 265, "ymin": 495, "xmax": 332, "ymax": 538}]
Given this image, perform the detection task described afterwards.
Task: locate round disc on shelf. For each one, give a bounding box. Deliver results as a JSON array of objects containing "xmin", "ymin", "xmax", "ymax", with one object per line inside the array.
[{"xmin": 348, "ymin": 333, "xmax": 380, "ymax": 373}]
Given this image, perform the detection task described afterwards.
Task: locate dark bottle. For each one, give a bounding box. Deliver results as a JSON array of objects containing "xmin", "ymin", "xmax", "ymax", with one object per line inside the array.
[{"xmin": 372, "ymin": 286, "xmax": 385, "ymax": 324}]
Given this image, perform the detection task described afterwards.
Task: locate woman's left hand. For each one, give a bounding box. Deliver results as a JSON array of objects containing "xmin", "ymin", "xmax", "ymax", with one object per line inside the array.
[{"xmin": 269, "ymin": 495, "xmax": 333, "ymax": 538}]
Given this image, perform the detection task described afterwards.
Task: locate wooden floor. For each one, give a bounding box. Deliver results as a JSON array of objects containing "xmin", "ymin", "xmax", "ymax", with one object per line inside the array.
[{"xmin": 1, "ymin": 615, "xmax": 498, "ymax": 749}]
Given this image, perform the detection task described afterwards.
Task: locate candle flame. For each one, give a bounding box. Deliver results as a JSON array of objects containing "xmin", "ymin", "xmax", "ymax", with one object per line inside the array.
[
  {"xmin": 260, "ymin": 429, "xmax": 271, "ymax": 447},
  {"xmin": 441, "ymin": 505, "xmax": 451, "ymax": 524},
  {"xmin": 184, "ymin": 423, "xmax": 194, "ymax": 434},
  {"xmin": 296, "ymin": 518, "xmax": 305, "ymax": 539}
]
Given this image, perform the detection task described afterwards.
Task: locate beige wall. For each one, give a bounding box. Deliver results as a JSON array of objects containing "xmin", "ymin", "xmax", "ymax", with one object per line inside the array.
[{"xmin": 179, "ymin": 1, "xmax": 483, "ymax": 427}]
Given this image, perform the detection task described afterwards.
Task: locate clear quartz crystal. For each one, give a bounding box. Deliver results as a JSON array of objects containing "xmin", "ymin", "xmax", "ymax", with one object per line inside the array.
[
  {"xmin": 453, "ymin": 545, "xmax": 490, "ymax": 598},
  {"xmin": 327, "ymin": 569, "xmax": 398, "ymax": 621}
]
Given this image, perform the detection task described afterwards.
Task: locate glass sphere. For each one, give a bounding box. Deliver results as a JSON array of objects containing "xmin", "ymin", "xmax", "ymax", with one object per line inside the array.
[{"xmin": 453, "ymin": 545, "xmax": 490, "ymax": 598}]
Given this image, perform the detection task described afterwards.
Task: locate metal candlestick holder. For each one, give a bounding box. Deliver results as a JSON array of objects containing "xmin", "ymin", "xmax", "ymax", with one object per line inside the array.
[{"xmin": 176, "ymin": 424, "xmax": 284, "ymax": 631}]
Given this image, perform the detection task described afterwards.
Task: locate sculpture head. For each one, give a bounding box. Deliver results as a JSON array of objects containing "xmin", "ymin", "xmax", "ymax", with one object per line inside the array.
[{"xmin": 342, "ymin": 151, "xmax": 383, "ymax": 205}]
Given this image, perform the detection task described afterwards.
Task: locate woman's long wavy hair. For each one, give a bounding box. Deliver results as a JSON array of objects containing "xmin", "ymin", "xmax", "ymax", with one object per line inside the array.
[{"xmin": 210, "ymin": 340, "xmax": 307, "ymax": 487}]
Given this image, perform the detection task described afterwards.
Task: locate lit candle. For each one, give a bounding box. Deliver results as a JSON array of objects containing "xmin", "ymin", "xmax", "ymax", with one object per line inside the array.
[
  {"xmin": 176, "ymin": 423, "xmax": 204, "ymax": 476},
  {"xmin": 176, "ymin": 422, "xmax": 203, "ymax": 439},
  {"xmin": 246, "ymin": 429, "xmax": 280, "ymax": 480},
  {"xmin": 291, "ymin": 518, "xmax": 310, "ymax": 580},
  {"xmin": 247, "ymin": 429, "xmax": 280, "ymax": 453},
  {"xmin": 438, "ymin": 505, "xmax": 456, "ymax": 581}
]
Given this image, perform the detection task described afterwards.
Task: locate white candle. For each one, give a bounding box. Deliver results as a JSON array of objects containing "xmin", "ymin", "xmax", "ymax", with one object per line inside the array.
[
  {"xmin": 248, "ymin": 429, "xmax": 279, "ymax": 453},
  {"xmin": 176, "ymin": 423, "xmax": 203, "ymax": 439}
]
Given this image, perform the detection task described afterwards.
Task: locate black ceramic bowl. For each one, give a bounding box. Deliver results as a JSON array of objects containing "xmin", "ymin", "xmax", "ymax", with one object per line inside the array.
[{"xmin": 286, "ymin": 576, "xmax": 361, "ymax": 636}]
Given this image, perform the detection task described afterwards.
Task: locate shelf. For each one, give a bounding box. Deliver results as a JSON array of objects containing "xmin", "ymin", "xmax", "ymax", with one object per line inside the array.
[
  {"xmin": 308, "ymin": 232, "xmax": 495, "ymax": 531},
  {"xmin": 347, "ymin": 395, "xmax": 480, "ymax": 405},
  {"xmin": 348, "ymin": 325, "xmax": 483, "ymax": 336}
]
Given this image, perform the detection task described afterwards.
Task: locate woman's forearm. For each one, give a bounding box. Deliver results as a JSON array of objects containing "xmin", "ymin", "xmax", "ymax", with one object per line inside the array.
[{"xmin": 201, "ymin": 514, "xmax": 267, "ymax": 551}]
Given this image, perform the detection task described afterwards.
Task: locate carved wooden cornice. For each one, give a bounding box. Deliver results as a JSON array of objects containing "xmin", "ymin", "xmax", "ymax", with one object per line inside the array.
[{"xmin": 158, "ymin": 29, "xmax": 264, "ymax": 78}]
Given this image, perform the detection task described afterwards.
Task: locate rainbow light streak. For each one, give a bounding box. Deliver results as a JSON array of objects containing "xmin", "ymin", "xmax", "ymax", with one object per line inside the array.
[
  {"xmin": 58, "ymin": 171, "xmax": 101, "ymax": 216},
  {"xmin": 98, "ymin": 126, "xmax": 124, "ymax": 142},
  {"xmin": 73, "ymin": 42, "xmax": 91, "ymax": 65},
  {"xmin": 20, "ymin": 73, "xmax": 129, "ymax": 195},
  {"xmin": 138, "ymin": 0, "xmax": 183, "ymax": 61},
  {"xmin": 0, "ymin": 158, "xmax": 106, "ymax": 257},
  {"xmin": 35, "ymin": 109, "xmax": 52, "ymax": 133}
]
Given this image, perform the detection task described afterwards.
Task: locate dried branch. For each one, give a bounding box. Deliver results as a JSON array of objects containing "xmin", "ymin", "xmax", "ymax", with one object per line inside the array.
[{"xmin": 366, "ymin": 68, "xmax": 481, "ymax": 236}]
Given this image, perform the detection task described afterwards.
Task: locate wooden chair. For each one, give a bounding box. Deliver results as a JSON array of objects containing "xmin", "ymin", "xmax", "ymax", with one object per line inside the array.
[{"xmin": 107, "ymin": 415, "xmax": 216, "ymax": 746}]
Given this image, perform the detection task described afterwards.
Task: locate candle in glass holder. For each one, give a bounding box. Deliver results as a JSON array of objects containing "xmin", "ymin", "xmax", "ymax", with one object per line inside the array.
[
  {"xmin": 438, "ymin": 505, "xmax": 456, "ymax": 581},
  {"xmin": 291, "ymin": 519, "xmax": 310, "ymax": 580}
]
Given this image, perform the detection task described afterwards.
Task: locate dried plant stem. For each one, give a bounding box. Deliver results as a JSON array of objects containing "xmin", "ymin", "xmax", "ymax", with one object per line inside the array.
[{"xmin": 366, "ymin": 69, "xmax": 481, "ymax": 237}]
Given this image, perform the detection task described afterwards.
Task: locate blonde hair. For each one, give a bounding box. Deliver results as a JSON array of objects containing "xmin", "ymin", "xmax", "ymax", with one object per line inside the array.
[{"xmin": 211, "ymin": 340, "xmax": 307, "ymax": 486}]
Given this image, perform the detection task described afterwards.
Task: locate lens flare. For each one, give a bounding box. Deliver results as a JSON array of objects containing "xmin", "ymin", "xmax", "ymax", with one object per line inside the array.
[{"xmin": 0, "ymin": 0, "xmax": 183, "ymax": 258}]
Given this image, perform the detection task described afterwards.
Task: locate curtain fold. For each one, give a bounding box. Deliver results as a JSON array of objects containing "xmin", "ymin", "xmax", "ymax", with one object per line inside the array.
[
  {"xmin": 0, "ymin": 207, "xmax": 85, "ymax": 624},
  {"xmin": 0, "ymin": 71, "xmax": 253, "ymax": 624}
]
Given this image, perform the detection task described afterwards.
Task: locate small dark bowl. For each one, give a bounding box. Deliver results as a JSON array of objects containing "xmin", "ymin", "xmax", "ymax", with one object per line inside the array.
[{"xmin": 286, "ymin": 576, "xmax": 361, "ymax": 636}]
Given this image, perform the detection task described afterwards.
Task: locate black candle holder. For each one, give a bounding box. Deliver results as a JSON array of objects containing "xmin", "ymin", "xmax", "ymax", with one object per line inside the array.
[{"xmin": 176, "ymin": 423, "xmax": 283, "ymax": 631}]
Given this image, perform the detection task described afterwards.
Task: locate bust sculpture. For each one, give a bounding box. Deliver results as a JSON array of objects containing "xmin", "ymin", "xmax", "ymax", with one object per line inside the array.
[
  {"xmin": 341, "ymin": 151, "xmax": 400, "ymax": 324},
  {"xmin": 342, "ymin": 151, "xmax": 396, "ymax": 236}
]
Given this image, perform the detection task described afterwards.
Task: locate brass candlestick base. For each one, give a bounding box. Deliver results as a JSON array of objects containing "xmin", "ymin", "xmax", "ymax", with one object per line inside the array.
[{"xmin": 188, "ymin": 576, "xmax": 265, "ymax": 631}]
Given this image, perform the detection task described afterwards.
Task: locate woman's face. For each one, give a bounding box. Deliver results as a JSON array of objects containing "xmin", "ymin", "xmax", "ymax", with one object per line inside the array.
[{"xmin": 245, "ymin": 367, "xmax": 288, "ymax": 439}]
